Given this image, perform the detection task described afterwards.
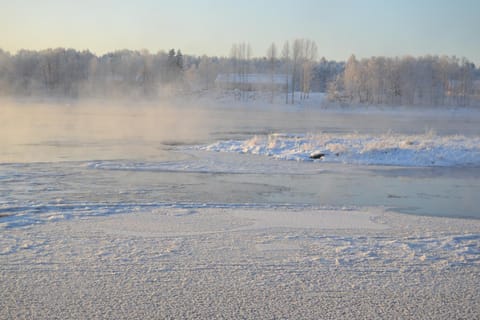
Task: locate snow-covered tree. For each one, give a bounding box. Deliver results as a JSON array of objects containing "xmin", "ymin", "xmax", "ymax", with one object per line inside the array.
[
  {"xmin": 328, "ymin": 54, "xmax": 478, "ymax": 107},
  {"xmin": 0, "ymin": 45, "xmax": 477, "ymax": 106}
]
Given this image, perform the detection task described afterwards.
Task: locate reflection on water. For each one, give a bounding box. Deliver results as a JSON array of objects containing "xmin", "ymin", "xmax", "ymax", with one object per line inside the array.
[{"xmin": 1, "ymin": 100, "xmax": 479, "ymax": 222}]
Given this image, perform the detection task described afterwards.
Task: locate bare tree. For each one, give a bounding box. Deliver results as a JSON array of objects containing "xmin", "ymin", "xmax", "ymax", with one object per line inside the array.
[
  {"xmin": 245, "ymin": 43, "xmax": 252, "ymax": 101},
  {"xmin": 230, "ymin": 42, "xmax": 252, "ymax": 101},
  {"xmin": 291, "ymin": 39, "xmax": 305, "ymax": 104},
  {"xmin": 301, "ymin": 39, "xmax": 318, "ymax": 99},
  {"xmin": 266, "ymin": 42, "xmax": 277, "ymax": 103},
  {"xmin": 281, "ymin": 41, "xmax": 291, "ymax": 104}
]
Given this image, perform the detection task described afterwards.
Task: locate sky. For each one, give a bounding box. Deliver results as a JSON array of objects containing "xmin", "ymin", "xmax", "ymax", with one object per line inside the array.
[{"xmin": 1, "ymin": 0, "xmax": 479, "ymax": 64}]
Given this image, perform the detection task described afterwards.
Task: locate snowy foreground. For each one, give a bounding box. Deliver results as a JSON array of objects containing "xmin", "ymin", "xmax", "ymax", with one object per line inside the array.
[
  {"xmin": 1, "ymin": 206, "xmax": 479, "ymax": 319},
  {"xmin": 200, "ymin": 132, "xmax": 480, "ymax": 167}
]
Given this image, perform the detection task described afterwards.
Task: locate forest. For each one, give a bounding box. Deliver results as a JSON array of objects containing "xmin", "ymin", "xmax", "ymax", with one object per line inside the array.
[
  {"xmin": 329, "ymin": 54, "xmax": 479, "ymax": 107},
  {"xmin": 0, "ymin": 40, "xmax": 479, "ymax": 107}
]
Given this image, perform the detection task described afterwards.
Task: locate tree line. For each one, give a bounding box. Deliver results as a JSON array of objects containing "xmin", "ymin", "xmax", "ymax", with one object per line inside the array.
[
  {"xmin": 0, "ymin": 45, "xmax": 478, "ymax": 106},
  {"xmin": 0, "ymin": 43, "xmax": 342, "ymax": 100},
  {"xmin": 0, "ymin": 48, "xmax": 186, "ymax": 98},
  {"xmin": 328, "ymin": 55, "xmax": 479, "ymax": 107}
]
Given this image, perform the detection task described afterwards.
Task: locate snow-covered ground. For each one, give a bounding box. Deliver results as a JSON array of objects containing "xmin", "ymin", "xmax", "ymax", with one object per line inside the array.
[
  {"xmin": 200, "ymin": 132, "xmax": 480, "ymax": 167},
  {"xmin": 1, "ymin": 206, "xmax": 479, "ymax": 319}
]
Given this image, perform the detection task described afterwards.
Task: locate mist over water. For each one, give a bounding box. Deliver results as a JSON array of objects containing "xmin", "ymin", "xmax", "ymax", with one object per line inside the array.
[
  {"xmin": 2, "ymin": 97, "xmax": 480, "ymax": 163},
  {"xmin": 0, "ymin": 99, "xmax": 216, "ymax": 163}
]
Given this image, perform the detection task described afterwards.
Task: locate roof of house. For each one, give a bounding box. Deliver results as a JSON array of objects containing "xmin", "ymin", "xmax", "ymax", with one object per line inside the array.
[{"xmin": 215, "ymin": 73, "xmax": 290, "ymax": 85}]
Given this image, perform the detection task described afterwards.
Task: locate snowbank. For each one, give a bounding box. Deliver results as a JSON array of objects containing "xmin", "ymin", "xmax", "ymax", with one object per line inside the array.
[{"xmin": 200, "ymin": 132, "xmax": 480, "ymax": 167}]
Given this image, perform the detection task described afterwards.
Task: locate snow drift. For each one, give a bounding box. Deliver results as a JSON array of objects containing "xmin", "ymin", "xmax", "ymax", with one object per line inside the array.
[{"xmin": 200, "ymin": 132, "xmax": 480, "ymax": 167}]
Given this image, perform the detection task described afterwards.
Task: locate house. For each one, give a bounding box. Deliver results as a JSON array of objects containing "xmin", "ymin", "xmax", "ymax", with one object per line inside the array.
[{"xmin": 215, "ymin": 73, "xmax": 290, "ymax": 91}]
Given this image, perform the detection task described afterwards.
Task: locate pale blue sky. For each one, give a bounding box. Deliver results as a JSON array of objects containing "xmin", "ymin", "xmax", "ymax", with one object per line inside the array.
[{"xmin": 1, "ymin": 0, "xmax": 479, "ymax": 64}]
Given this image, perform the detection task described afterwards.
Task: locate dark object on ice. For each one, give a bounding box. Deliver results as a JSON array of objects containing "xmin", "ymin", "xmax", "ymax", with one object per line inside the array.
[{"xmin": 309, "ymin": 152, "xmax": 325, "ymax": 159}]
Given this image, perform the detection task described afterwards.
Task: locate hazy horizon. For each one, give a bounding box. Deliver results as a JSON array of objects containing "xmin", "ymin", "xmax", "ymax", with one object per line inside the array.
[{"xmin": 1, "ymin": 0, "xmax": 479, "ymax": 64}]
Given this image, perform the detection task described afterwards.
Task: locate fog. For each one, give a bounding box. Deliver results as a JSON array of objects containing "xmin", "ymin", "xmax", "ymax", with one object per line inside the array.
[
  {"xmin": 0, "ymin": 98, "xmax": 220, "ymax": 163},
  {"xmin": 0, "ymin": 96, "xmax": 308, "ymax": 163},
  {"xmin": 2, "ymin": 95, "xmax": 480, "ymax": 164}
]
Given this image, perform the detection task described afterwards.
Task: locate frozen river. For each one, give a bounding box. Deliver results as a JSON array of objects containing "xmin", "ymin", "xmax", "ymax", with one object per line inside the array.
[
  {"xmin": 1, "ymin": 100, "xmax": 480, "ymax": 228},
  {"xmin": 2, "ymin": 100, "xmax": 480, "ymax": 319}
]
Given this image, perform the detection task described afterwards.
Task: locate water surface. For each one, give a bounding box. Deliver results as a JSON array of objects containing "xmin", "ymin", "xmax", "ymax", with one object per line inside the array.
[{"xmin": 1, "ymin": 101, "xmax": 479, "ymax": 227}]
